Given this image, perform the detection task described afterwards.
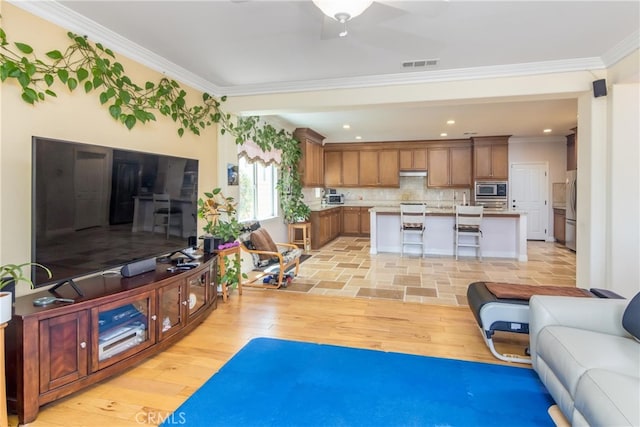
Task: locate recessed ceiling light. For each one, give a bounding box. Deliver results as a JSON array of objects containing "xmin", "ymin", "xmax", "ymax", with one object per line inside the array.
[
  {"xmin": 355, "ymin": 136, "xmax": 362, "ymax": 140},
  {"xmin": 343, "ymin": 124, "xmax": 351, "ymax": 129},
  {"xmin": 446, "ymin": 120, "xmax": 455, "ymax": 125},
  {"xmin": 543, "ymin": 128, "xmax": 552, "ymax": 133},
  {"xmin": 440, "ymin": 133, "xmax": 448, "ymax": 137}
]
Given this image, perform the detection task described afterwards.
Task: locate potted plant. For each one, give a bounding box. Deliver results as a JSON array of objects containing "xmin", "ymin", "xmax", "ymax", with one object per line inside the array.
[
  {"xmin": 0, "ymin": 262, "xmax": 51, "ymax": 324},
  {"xmin": 196, "ymin": 188, "xmax": 246, "ymax": 294},
  {"xmin": 197, "ymin": 188, "xmax": 242, "ymax": 249}
]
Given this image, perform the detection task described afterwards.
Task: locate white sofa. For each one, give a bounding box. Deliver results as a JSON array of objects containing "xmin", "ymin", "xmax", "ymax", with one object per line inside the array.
[{"xmin": 529, "ymin": 295, "xmax": 640, "ymax": 426}]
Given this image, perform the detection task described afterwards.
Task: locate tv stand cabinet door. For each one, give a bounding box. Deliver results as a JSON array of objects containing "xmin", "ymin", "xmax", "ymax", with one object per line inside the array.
[{"xmin": 39, "ymin": 310, "xmax": 90, "ymax": 393}]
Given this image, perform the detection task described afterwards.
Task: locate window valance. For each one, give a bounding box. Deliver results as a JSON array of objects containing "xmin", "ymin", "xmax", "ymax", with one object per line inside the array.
[{"xmin": 238, "ymin": 139, "xmax": 281, "ymax": 166}]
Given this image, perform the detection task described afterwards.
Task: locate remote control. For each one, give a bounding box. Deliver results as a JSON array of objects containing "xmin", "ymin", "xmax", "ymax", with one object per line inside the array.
[{"xmin": 179, "ymin": 262, "xmax": 200, "ymax": 268}]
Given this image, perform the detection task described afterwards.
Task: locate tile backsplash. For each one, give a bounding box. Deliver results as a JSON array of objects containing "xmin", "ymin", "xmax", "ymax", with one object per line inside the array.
[{"xmin": 303, "ymin": 176, "xmax": 471, "ymax": 208}]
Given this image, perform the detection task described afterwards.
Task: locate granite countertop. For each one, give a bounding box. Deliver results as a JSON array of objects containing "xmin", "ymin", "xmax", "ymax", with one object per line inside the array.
[
  {"xmin": 310, "ymin": 202, "xmax": 525, "ymax": 216},
  {"xmin": 370, "ymin": 205, "xmax": 525, "ymax": 216}
]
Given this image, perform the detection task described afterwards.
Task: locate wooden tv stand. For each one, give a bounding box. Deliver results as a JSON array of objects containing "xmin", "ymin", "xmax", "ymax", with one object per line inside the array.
[{"xmin": 4, "ymin": 255, "xmax": 218, "ymax": 424}]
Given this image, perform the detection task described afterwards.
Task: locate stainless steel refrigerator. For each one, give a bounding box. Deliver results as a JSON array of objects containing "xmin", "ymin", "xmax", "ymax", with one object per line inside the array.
[{"xmin": 565, "ymin": 170, "xmax": 577, "ymax": 251}]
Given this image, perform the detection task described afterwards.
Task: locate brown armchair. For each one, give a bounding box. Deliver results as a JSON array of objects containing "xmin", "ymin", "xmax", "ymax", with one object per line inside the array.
[{"xmin": 239, "ymin": 223, "xmax": 302, "ymax": 289}]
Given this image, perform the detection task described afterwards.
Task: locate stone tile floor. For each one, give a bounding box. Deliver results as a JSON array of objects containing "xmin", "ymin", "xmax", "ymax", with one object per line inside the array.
[{"xmin": 281, "ymin": 236, "xmax": 576, "ymax": 307}]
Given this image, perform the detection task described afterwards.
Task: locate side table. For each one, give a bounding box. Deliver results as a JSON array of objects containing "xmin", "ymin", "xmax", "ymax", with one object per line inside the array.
[
  {"xmin": 215, "ymin": 245, "xmax": 243, "ymax": 302},
  {"xmin": 288, "ymin": 222, "xmax": 311, "ymax": 252}
]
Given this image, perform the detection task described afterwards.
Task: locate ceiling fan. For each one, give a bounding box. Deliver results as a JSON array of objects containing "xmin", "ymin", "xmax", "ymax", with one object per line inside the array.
[{"xmin": 314, "ymin": 0, "xmax": 448, "ymax": 43}]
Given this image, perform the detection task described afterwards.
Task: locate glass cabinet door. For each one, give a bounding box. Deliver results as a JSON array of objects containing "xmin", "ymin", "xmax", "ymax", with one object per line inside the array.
[
  {"xmin": 91, "ymin": 290, "xmax": 156, "ymax": 371},
  {"xmin": 157, "ymin": 279, "xmax": 186, "ymax": 341},
  {"xmin": 186, "ymin": 270, "xmax": 208, "ymax": 320}
]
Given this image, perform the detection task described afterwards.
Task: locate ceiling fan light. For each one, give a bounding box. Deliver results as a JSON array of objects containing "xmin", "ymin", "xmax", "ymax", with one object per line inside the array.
[{"xmin": 312, "ymin": 0, "xmax": 374, "ymax": 22}]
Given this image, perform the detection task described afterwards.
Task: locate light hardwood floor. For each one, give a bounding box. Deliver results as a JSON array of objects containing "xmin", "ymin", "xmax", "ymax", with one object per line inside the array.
[{"xmin": 10, "ymin": 240, "xmax": 575, "ymax": 426}]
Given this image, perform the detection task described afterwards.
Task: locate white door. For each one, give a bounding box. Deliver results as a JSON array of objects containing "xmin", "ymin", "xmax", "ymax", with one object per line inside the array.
[
  {"xmin": 510, "ymin": 162, "xmax": 548, "ymax": 241},
  {"xmin": 74, "ymin": 149, "xmax": 109, "ymax": 230}
]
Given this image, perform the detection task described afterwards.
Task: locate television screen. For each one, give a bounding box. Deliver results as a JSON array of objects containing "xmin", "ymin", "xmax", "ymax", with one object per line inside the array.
[{"xmin": 31, "ymin": 137, "xmax": 199, "ymax": 287}]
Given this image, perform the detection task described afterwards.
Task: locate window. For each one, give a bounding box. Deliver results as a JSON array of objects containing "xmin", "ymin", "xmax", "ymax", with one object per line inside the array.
[{"xmin": 238, "ymin": 156, "xmax": 278, "ymax": 222}]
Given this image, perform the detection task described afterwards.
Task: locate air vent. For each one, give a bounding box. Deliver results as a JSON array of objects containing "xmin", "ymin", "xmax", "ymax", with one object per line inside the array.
[
  {"xmin": 402, "ymin": 59, "xmax": 439, "ymax": 68},
  {"xmin": 463, "ymin": 132, "xmax": 478, "ymax": 136}
]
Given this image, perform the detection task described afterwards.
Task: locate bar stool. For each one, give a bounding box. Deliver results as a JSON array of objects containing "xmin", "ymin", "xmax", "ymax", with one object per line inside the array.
[
  {"xmin": 454, "ymin": 205, "xmax": 484, "ymax": 260},
  {"xmin": 288, "ymin": 222, "xmax": 311, "ymax": 252},
  {"xmin": 400, "ymin": 203, "xmax": 426, "ymax": 256}
]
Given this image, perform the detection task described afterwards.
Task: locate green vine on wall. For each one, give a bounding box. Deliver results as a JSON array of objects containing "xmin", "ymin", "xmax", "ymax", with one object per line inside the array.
[{"xmin": 0, "ymin": 21, "xmax": 309, "ymax": 223}]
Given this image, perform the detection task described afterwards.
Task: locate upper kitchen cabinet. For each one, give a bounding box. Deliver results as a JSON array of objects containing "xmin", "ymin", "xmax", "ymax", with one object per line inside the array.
[
  {"xmin": 566, "ymin": 128, "xmax": 577, "ymax": 170},
  {"xmin": 399, "ymin": 148, "xmax": 427, "ymax": 170},
  {"xmin": 359, "ymin": 149, "xmax": 399, "ymax": 187},
  {"xmin": 472, "ymin": 136, "xmax": 509, "ymax": 180},
  {"xmin": 293, "ymin": 128, "xmax": 325, "ymax": 187},
  {"xmin": 324, "ymin": 150, "xmax": 359, "ymax": 187},
  {"xmin": 427, "ymin": 141, "xmax": 472, "ymax": 188}
]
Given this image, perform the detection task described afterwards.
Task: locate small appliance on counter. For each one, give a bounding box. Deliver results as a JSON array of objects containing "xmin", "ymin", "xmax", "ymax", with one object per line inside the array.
[
  {"xmin": 474, "ymin": 181, "xmax": 508, "ymax": 210},
  {"xmin": 325, "ymin": 188, "xmax": 345, "ymax": 205}
]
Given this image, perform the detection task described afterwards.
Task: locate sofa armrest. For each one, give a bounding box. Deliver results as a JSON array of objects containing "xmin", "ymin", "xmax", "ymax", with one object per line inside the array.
[{"xmin": 529, "ymin": 295, "xmax": 630, "ymax": 367}]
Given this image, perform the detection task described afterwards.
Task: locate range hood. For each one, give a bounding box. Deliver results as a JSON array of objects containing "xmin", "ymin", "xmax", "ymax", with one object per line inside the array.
[{"xmin": 399, "ymin": 171, "xmax": 427, "ymax": 177}]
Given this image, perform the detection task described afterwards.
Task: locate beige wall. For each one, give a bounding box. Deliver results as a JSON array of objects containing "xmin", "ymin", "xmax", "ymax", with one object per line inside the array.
[{"xmin": 0, "ymin": 3, "xmax": 220, "ymax": 296}]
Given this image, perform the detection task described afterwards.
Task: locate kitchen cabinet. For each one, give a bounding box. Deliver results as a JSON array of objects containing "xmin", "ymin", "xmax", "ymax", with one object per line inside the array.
[
  {"xmin": 399, "ymin": 148, "xmax": 427, "ymax": 170},
  {"xmin": 324, "ymin": 151, "xmax": 342, "ymax": 187},
  {"xmin": 554, "ymin": 208, "xmax": 566, "ymax": 244},
  {"xmin": 566, "ymin": 128, "xmax": 577, "ymax": 170},
  {"xmin": 294, "ymin": 128, "xmax": 325, "ymax": 187},
  {"xmin": 359, "ymin": 207, "xmax": 371, "ymax": 235},
  {"xmin": 324, "ymin": 150, "xmax": 359, "ymax": 187},
  {"xmin": 359, "ymin": 149, "xmax": 399, "ymax": 187},
  {"xmin": 310, "ymin": 207, "xmax": 342, "ymax": 249},
  {"xmin": 342, "ymin": 151, "xmax": 359, "ymax": 186},
  {"xmin": 342, "ymin": 207, "xmax": 360, "ymax": 234},
  {"xmin": 472, "ymin": 136, "xmax": 509, "ymax": 180},
  {"xmin": 427, "ymin": 143, "xmax": 472, "ymax": 188},
  {"xmin": 359, "ymin": 151, "xmax": 379, "ymax": 186},
  {"xmin": 341, "ymin": 207, "xmax": 372, "ymax": 236}
]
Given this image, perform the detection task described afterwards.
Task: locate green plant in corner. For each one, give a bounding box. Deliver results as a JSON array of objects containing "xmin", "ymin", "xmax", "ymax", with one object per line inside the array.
[{"xmin": 0, "ymin": 262, "xmax": 51, "ymax": 290}]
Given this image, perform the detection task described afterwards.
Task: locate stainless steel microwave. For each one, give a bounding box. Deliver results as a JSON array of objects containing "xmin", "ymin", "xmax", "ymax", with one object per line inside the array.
[
  {"xmin": 475, "ymin": 181, "xmax": 508, "ymax": 199},
  {"xmin": 326, "ymin": 194, "xmax": 345, "ymax": 204}
]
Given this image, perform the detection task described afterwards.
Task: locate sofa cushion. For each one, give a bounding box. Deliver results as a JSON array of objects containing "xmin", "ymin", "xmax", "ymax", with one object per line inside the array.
[
  {"xmin": 536, "ymin": 325, "xmax": 640, "ymax": 398},
  {"xmin": 622, "ymin": 291, "xmax": 640, "ymax": 341},
  {"xmin": 574, "ymin": 369, "xmax": 640, "ymax": 426}
]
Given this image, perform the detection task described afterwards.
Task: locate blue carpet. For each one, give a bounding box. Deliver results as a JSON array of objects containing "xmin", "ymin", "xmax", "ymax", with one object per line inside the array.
[{"xmin": 163, "ymin": 337, "xmax": 554, "ymax": 426}]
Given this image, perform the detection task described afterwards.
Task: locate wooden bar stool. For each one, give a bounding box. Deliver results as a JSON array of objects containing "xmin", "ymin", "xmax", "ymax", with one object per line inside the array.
[{"xmin": 288, "ymin": 222, "xmax": 311, "ymax": 252}]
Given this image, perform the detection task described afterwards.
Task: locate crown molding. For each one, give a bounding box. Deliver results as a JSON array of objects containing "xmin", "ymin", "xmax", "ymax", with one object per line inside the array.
[
  {"xmin": 8, "ymin": 0, "xmax": 629, "ymax": 99},
  {"xmin": 600, "ymin": 30, "xmax": 640, "ymax": 68},
  {"xmin": 220, "ymin": 57, "xmax": 606, "ymax": 96},
  {"xmin": 7, "ymin": 0, "xmax": 224, "ymax": 96}
]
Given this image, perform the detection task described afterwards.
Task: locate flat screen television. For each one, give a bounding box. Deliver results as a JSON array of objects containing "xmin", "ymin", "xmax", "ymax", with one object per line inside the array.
[{"xmin": 31, "ymin": 136, "xmax": 199, "ymax": 288}]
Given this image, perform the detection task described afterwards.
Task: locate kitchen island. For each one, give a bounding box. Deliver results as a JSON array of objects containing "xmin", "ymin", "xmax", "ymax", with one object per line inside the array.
[{"xmin": 369, "ymin": 206, "xmax": 528, "ymax": 261}]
